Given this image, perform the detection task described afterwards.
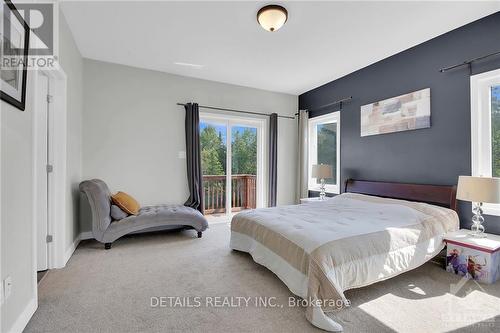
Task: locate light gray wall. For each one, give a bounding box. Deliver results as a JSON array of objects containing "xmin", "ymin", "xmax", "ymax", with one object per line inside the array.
[
  {"xmin": 59, "ymin": 12, "xmax": 83, "ymax": 247},
  {"xmin": 1, "ymin": 62, "xmax": 36, "ymax": 333},
  {"xmin": 82, "ymin": 59, "xmax": 298, "ymax": 232}
]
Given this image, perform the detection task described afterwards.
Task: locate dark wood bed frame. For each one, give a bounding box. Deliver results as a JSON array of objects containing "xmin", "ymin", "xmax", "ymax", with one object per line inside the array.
[{"xmin": 344, "ymin": 179, "xmax": 457, "ymax": 211}]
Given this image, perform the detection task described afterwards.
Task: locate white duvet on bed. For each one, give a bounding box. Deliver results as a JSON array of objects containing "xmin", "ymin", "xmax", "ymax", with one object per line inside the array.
[{"xmin": 230, "ymin": 193, "xmax": 459, "ymax": 331}]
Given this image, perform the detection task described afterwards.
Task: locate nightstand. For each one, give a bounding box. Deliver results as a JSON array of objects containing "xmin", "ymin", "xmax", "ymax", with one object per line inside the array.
[
  {"xmin": 300, "ymin": 197, "xmax": 329, "ymax": 204},
  {"xmin": 444, "ymin": 229, "xmax": 500, "ymax": 284}
]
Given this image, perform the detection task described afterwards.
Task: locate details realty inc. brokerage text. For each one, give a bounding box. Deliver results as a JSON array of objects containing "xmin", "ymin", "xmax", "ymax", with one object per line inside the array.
[{"xmin": 151, "ymin": 296, "xmax": 349, "ymax": 309}]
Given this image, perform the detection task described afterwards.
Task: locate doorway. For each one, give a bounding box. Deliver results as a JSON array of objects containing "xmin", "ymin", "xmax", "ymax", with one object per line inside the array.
[
  {"xmin": 33, "ymin": 64, "xmax": 68, "ymax": 272},
  {"xmin": 200, "ymin": 113, "xmax": 265, "ymax": 218}
]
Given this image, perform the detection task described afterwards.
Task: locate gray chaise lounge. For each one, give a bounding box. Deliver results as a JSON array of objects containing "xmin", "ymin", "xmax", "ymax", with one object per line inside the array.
[{"xmin": 80, "ymin": 179, "xmax": 208, "ymax": 249}]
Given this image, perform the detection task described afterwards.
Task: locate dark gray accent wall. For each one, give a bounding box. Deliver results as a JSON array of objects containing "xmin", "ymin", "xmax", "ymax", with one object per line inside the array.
[{"xmin": 299, "ymin": 12, "xmax": 500, "ymax": 235}]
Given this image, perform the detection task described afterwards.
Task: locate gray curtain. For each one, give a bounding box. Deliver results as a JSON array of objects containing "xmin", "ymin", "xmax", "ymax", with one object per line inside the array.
[
  {"xmin": 296, "ymin": 110, "xmax": 309, "ymax": 203},
  {"xmin": 268, "ymin": 113, "xmax": 278, "ymax": 207},
  {"xmin": 184, "ymin": 103, "xmax": 204, "ymax": 213}
]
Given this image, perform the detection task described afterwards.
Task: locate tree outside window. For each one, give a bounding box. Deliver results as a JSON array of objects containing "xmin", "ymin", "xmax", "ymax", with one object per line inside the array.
[{"xmin": 200, "ymin": 123, "xmax": 257, "ymax": 176}]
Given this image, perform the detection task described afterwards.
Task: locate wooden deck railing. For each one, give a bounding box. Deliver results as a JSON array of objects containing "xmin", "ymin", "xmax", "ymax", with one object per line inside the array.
[{"xmin": 203, "ymin": 175, "xmax": 256, "ymax": 214}]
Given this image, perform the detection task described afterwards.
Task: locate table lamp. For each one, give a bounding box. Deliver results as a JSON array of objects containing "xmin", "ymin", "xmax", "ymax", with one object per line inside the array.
[
  {"xmin": 312, "ymin": 164, "xmax": 333, "ymax": 200},
  {"xmin": 456, "ymin": 176, "xmax": 500, "ymax": 238}
]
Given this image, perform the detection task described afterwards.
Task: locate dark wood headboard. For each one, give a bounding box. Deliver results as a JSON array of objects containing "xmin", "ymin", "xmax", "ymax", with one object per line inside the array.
[{"xmin": 344, "ymin": 179, "xmax": 457, "ymax": 211}]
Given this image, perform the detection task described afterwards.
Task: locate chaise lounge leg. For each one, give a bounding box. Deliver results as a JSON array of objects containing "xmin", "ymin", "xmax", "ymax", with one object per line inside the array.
[
  {"xmin": 104, "ymin": 243, "xmax": 112, "ymax": 250},
  {"xmin": 197, "ymin": 231, "xmax": 202, "ymax": 238}
]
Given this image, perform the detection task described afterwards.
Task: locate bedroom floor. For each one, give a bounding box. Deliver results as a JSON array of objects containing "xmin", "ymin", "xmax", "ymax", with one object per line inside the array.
[{"xmin": 26, "ymin": 223, "xmax": 499, "ymax": 333}]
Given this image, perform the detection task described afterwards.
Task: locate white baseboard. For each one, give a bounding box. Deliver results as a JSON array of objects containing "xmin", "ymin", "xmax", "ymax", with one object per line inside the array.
[
  {"xmin": 8, "ymin": 296, "xmax": 37, "ymax": 333},
  {"xmin": 63, "ymin": 235, "xmax": 80, "ymax": 267},
  {"xmin": 62, "ymin": 231, "xmax": 93, "ymax": 267}
]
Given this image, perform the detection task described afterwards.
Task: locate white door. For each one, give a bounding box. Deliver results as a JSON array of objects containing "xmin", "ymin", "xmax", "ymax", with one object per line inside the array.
[{"xmin": 36, "ymin": 73, "xmax": 49, "ymax": 271}]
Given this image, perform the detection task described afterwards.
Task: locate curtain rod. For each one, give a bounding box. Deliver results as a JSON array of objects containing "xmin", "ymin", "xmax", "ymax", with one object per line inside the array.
[
  {"xmin": 176, "ymin": 103, "xmax": 295, "ymax": 120},
  {"xmin": 298, "ymin": 96, "xmax": 352, "ymax": 114},
  {"xmin": 439, "ymin": 50, "xmax": 500, "ymax": 73}
]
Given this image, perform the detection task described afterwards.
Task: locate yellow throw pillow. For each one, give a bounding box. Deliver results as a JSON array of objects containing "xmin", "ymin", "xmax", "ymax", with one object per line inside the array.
[{"xmin": 111, "ymin": 191, "xmax": 140, "ymax": 215}]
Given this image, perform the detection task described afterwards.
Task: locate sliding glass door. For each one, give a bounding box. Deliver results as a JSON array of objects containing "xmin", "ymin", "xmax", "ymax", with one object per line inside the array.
[
  {"xmin": 231, "ymin": 126, "xmax": 258, "ymax": 213},
  {"xmin": 200, "ymin": 114, "xmax": 264, "ymax": 215},
  {"xmin": 200, "ymin": 121, "xmax": 227, "ymax": 214}
]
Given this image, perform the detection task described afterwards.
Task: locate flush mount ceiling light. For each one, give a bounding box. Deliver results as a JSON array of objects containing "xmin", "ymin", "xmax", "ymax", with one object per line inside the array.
[{"xmin": 257, "ymin": 5, "xmax": 288, "ymax": 32}]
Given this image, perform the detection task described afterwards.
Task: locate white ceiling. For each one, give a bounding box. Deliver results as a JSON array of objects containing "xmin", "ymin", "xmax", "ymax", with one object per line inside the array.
[{"xmin": 60, "ymin": 1, "xmax": 499, "ymax": 95}]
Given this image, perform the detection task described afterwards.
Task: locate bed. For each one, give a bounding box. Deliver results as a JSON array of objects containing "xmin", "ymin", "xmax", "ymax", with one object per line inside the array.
[{"xmin": 230, "ymin": 179, "xmax": 459, "ymax": 332}]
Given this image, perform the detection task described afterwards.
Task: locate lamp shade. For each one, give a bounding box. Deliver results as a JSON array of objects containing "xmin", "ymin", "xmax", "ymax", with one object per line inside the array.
[
  {"xmin": 456, "ymin": 176, "xmax": 500, "ymax": 203},
  {"xmin": 312, "ymin": 164, "xmax": 333, "ymax": 179}
]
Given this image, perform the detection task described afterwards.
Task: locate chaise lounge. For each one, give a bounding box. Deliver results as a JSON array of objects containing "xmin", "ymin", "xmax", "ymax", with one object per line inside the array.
[{"xmin": 80, "ymin": 179, "xmax": 208, "ymax": 249}]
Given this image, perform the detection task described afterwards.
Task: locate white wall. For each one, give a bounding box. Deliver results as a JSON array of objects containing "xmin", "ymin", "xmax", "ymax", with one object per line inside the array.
[{"xmin": 82, "ymin": 59, "xmax": 297, "ymax": 232}]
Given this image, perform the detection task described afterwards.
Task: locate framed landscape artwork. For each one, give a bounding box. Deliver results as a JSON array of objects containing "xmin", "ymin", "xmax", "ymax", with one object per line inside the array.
[
  {"xmin": 0, "ymin": 0, "xmax": 30, "ymax": 111},
  {"xmin": 361, "ymin": 88, "xmax": 431, "ymax": 137}
]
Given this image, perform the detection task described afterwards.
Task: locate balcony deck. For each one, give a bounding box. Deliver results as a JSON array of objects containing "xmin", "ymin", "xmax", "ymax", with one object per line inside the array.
[{"xmin": 203, "ymin": 174, "xmax": 256, "ymax": 215}]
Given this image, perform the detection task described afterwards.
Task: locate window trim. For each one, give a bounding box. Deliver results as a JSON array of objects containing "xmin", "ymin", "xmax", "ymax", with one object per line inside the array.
[
  {"xmin": 470, "ymin": 68, "xmax": 500, "ymax": 216},
  {"xmin": 307, "ymin": 111, "xmax": 341, "ymax": 194}
]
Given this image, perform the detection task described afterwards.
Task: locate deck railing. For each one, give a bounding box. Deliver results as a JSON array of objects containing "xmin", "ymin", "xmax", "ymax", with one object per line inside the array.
[{"xmin": 203, "ymin": 175, "xmax": 256, "ymax": 214}]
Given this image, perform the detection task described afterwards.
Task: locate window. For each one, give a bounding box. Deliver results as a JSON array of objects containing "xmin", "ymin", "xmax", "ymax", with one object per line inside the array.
[
  {"xmin": 471, "ymin": 68, "xmax": 500, "ymax": 216},
  {"xmin": 308, "ymin": 112, "xmax": 341, "ymax": 194}
]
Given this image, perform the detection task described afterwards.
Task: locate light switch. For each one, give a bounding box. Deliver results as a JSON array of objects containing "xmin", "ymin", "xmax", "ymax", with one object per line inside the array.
[{"xmin": 178, "ymin": 151, "xmax": 186, "ymax": 159}]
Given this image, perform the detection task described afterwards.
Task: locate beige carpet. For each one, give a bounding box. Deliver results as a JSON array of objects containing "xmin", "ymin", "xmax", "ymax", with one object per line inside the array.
[{"xmin": 26, "ymin": 223, "xmax": 500, "ymax": 332}]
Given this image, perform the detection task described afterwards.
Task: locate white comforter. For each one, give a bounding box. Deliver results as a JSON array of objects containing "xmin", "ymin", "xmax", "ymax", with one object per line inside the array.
[{"xmin": 230, "ymin": 193, "xmax": 459, "ymax": 331}]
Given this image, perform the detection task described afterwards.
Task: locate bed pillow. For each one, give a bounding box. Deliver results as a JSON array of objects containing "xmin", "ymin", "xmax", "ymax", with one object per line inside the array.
[
  {"xmin": 111, "ymin": 191, "xmax": 140, "ymax": 215},
  {"xmin": 110, "ymin": 204, "xmax": 129, "ymax": 220}
]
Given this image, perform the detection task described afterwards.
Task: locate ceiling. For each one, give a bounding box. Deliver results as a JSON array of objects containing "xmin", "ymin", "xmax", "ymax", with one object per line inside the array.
[{"xmin": 60, "ymin": 1, "xmax": 499, "ymax": 95}]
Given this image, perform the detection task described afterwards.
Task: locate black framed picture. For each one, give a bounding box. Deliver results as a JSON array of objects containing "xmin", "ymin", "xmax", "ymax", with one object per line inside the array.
[{"xmin": 1, "ymin": 0, "xmax": 30, "ymax": 111}]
